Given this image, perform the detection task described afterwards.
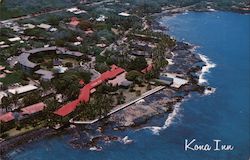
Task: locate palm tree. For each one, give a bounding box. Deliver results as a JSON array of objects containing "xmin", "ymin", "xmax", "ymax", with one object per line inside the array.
[
  {"xmin": 11, "ymin": 92, "xmax": 19, "ymax": 109},
  {"xmin": 1, "ymin": 96, "xmax": 11, "ymax": 112}
]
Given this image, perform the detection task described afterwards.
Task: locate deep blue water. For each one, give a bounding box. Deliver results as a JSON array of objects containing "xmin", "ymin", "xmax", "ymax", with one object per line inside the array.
[{"xmin": 8, "ymin": 12, "xmax": 250, "ymax": 160}]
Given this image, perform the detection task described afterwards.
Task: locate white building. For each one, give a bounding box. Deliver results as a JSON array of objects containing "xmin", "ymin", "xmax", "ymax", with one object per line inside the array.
[
  {"xmin": 161, "ymin": 73, "xmax": 188, "ymax": 88},
  {"xmin": 96, "ymin": 15, "xmax": 107, "ymax": 22},
  {"xmin": 8, "ymin": 84, "xmax": 38, "ymax": 95},
  {"xmin": 67, "ymin": 7, "xmax": 79, "ymax": 12},
  {"xmin": 8, "ymin": 37, "xmax": 21, "ymax": 42},
  {"xmin": 37, "ymin": 23, "xmax": 51, "ymax": 30},
  {"xmin": 49, "ymin": 28, "xmax": 58, "ymax": 32},
  {"xmin": 23, "ymin": 23, "xmax": 36, "ymax": 29},
  {"xmin": 118, "ymin": 12, "xmax": 131, "ymax": 17},
  {"xmin": 67, "ymin": 7, "xmax": 87, "ymax": 14}
]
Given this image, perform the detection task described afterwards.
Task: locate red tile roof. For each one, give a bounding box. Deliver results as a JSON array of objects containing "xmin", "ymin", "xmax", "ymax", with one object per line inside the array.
[
  {"xmin": 21, "ymin": 102, "xmax": 47, "ymax": 115},
  {"xmin": 0, "ymin": 112, "xmax": 15, "ymax": 122},
  {"xmin": 78, "ymin": 86, "xmax": 91, "ymax": 102},
  {"xmin": 141, "ymin": 64, "xmax": 153, "ymax": 74},
  {"xmin": 79, "ymin": 79, "xmax": 85, "ymax": 85},
  {"xmin": 54, "ymin": 99, "xmax": 80, "ymax": 117},
  {"xmin": 54, "ymin": 65, "xmax": 125, "ymax": 117},
  {"xmin": 70, "ymin": 17, "xmax": 80, "ymax": 27},
  {"xmin": 0, "ymin": 65, "xmax": 6, "ymax": 71}
]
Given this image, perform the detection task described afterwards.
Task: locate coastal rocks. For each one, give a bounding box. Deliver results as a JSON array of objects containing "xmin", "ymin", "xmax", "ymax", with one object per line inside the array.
[
  {"xmin": 165, "ymin": 42, "xmax": 204, "ymax": 76},
  {"xmin": 0, "ymin": 128, "xmax": 57, "ymax": 155},
  {"xmin": 109, "ymin": 41, "xmax": 208, "ymax": 129},
  {"xmin": 109, "ymin": 88, "xmax": 181, "ymax": 128},
  {"xmin": 69, "ymin": 134, "xmax": 127, "ymax": 151}
]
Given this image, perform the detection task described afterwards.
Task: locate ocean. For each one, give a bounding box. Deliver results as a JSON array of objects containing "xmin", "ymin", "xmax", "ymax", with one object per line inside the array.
[{"xmin": 7, "ymin": 11, "xmax": 250, "ymax": 160}]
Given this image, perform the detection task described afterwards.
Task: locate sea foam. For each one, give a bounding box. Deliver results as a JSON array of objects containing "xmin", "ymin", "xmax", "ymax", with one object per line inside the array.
[
  {"xmin": 138, "ymin": 101, "xmax": 184, "ymax": 135},
  {"xmin": 139, "ymin": 53, "xmax": 217, "ymax": 135},
  {"xmin": 198, "ymin": 54, "xmax": 216, "ymax": 85}
]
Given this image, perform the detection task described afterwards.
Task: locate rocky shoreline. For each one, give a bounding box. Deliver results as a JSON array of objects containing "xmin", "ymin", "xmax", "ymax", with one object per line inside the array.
[
  {"xmin": 109, "ymin": 41, "xmax": 206, "ymax": 128},
  {"xmin": 0, "ymin": 128, "xmax": 57, "ymax": 156},
  {"xmin": 0, "ymin": 41, "xmax": 207, "ymax": 157},
  {"xmin": 0, "ymin": 10, "xmax": 209, "ymax": 157}
]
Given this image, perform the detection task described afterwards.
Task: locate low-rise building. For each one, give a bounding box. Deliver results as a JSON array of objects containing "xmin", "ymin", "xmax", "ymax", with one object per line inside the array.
[
  {"xmin": 35, "ymin": 69, "xmax": 54, "ymax": 81},
  {"xmin": 156, "ymin": 76, "xmax": 174, "ymax": 86},
  {"xmin": 0, "ymin": 112, "xmax": 15, "ymax": 123},
  {"xmin": 8, "ymin": 84, "xmax": 38, "ymax": 95},
  {"xmin": 8, "ymin": 37, "xmax": 21, "ymax": 42},
  {"xmin": 161, "ymin": 73, "xmax": 188, "ymax": 88},
  {"xmin": 21, "ymin": 102, "xmax": 47, "ymax": 116},
  {"xmin": 37, "ymin": 23, "xmax": 51, "ymax": 30},
  {"xmin": 69, "ymin": 17, "xmax": 80, "ymax": 27},
  {"xmin": 23, "ymin": 23, "xmax": 36, "ymax": 29},
  {"xmin": 96, "ymin": 15, "xmax": 107, "ymax": 22},
  {"xmin": 118, "ymin": 12, "xmax": 131, "ymax": 17}
]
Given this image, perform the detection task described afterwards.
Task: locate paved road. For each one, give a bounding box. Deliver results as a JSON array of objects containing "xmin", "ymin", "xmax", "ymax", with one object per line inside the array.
[
  {"xmin": 0, "ymin": 0, "xmax": 115, "ymax": 23},
  {"xmin": 85, "ymin": 0, "xmax": 114, "ymax": 7},
  {"xmin": 0, "ymin": 8, "xmax": 66, "ymax": 23}
]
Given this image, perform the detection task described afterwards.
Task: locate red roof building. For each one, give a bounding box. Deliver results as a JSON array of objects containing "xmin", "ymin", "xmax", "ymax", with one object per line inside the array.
[
  {"xmin": 141, "ymin": 64, "xmax": 153, "ymax": 74},
  {"xmin": 0, "ymin": 65, "xmax": 6, "ymax": 71},
  {"xmin": 79, "ymin": 79, "xmax": 85, "ymax": 85},
  {"xmin": 70, "ymin": 17, "xmax": 80, "ymax": 27},
  {"xmin": 54, "ymin": 65, "xmax": 125, "ymax": 117},
  {"xmin": 0, "ymin": 112, "xmax": 15, "ymax": 123},
  {"xmin": 21, "ymin": 102, "xmax": 47, "ymax": 115},
  {"xmin": 54, "ymin": 99, "xmax": 80, "ymax": 117}
]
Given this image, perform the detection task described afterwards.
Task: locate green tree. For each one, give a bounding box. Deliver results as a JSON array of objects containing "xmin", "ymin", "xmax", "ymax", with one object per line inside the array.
[
  {"xmin": 128, "ymin": 57, "xmax": 148, "ymax": 71},
  {"xmin": 65, "ymin": 62, "xmax": 73, "ymax": 68},
  {"xmin": 1, "ymin": 96, "xmax": 11, "ymax": 112},
  {"xmin": 79, "ymin": 20, "xmax": 93, "ymax": 30},
  {"xmin": 22, "ymin": 92, "xmax": 42, "ymax": 106},
  {"xmin": 116, "ymin": 91, "xmax": 125, "ymax": 105},
  {"xmin": 126, "ymin": 70, "xmax": 143, "ymax": 83},
  {"xmin": 11, "ymin": 92, "xmax": 19, "ymax": 108}
]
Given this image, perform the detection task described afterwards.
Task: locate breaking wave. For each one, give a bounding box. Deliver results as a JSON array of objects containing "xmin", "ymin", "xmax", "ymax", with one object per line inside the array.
[
  {"xmin": 138, "ymin": 53, "xmax": 217, "ymax": 135},
  {"xmin": 138, "ymin": 101, "xmax": 184, "ymax": 135},
  {"xmin": 198, "ymin": 54, "xmax": 216, "ymax": 85},
  {"xmin": 204, "ymin": 87, "xmax": 216, "ymax": 96}
]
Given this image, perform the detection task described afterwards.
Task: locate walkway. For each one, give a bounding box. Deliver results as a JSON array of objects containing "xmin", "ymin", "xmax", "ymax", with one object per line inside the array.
[{"xmin": 70, "ymin": 85, "xmax": 166, "ymax": 124}]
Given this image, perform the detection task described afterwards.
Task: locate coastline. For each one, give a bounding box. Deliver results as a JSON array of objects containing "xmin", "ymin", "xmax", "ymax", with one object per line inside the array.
[
  {"xmin": 0, "ymin": 9, "xmax": 215, "ymax": 157},
  {"xmin": 0, "ymin": 127, "xmax": 57, "ymax": 156}
]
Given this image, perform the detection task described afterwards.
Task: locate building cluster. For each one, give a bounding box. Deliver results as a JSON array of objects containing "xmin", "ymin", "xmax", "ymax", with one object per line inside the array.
[
  {"xmin": 18, "ymin": 46, "xmax": 83, "ymax": 81},
  {"xmin": 54, "ymin": 64, "xmax": 128, "ymax": 117},
  {"xmin": 0, "ymin": 102, "xmax": 47, "ymax": 130},
  {"xmin": 0, "ymin": 21, "xmax": 57, "ymax": 49}
]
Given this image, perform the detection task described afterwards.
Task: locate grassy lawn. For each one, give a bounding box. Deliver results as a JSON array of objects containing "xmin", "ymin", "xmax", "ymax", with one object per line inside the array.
[
  {"xmin": 4, "ymin": 121, "xmax": 45, "ymax": 138},
  {"xmin": 6, "ymin": 126, "xmax": 36, "ymax": 137},
  {"xmin": 122, "ymin": 83, "xmax": 157, "ymax": 103}
]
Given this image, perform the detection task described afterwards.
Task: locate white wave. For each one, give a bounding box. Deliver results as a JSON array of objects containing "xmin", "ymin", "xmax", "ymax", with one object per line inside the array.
[
  {"xmin": 138, "ymin": 101, "xmax": 183, "ymax": 135},
  {"xmin": 141, "ymin": 126, "xmax": 162, "ymax": 135},
  {"xmin": 208, "ymin": 9, "xmax": 217, "ymax": 12},
  {"xmin": 89, "ymin": 146, "xmax": 102, "ymax": 151},
  {"xmin": 121, "ymin": 136, "xmax": 133, "ymax": 144},
  {"xmin": 204, "ymin": 87, "xmax": 216, "ymax": 95},
  {"xmin": 198, "ymin": 54, "xmax": 216, "ymax": 85}
]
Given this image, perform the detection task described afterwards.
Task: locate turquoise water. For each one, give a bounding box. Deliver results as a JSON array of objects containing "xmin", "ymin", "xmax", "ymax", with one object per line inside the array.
[{"xmin": 8, "ymin": 12, "xmax": 250, "ymax": 160}]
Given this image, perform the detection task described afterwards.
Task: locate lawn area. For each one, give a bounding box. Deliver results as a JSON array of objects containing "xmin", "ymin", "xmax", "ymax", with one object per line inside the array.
[
  {"xmin": 4, "ymin": 124, "xmax": 44, "ymax": 138},
  {"xmin": 122, "ymin": 83, "xmax": 157, "ymax": 103}
]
